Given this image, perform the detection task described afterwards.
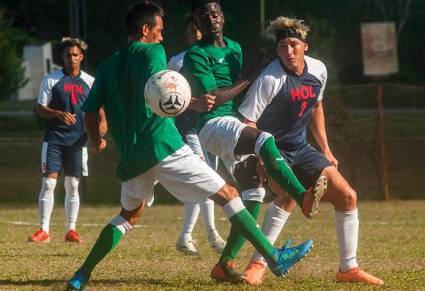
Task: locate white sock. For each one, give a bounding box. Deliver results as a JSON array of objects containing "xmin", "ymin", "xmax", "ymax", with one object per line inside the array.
[
  {"xmin": 222, "ymin": 197, "xmax": 245, "ymax": 218},
  {"xmin": 335, "ymin": 208, "xmax": 359, "ymax": 272},
  {"xmin": 252, "ymin": 201, "xmax": 290, "ymax": 264},
  {"xmin": 39, "ymin": 177, "xmax": 57, "ymax": 233},
  {"xmin": 179, "ymin": 202, "xmax": 200, "ymax": 241},
  {"xmin": 200, "ymin": 198, "xmax": 216, "ymax": 233},
  {"xmin": 110, "ymin": 215, "xmax": 133, "ymax": 234},
  {"xmin": 64, "ymin": 176, "xmax": 80, "ymax": 231}
]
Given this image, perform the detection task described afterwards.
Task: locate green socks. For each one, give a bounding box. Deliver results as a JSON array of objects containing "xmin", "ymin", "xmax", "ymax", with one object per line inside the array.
[
  {"xmin": 82, "ymin": 223, "xmax": 125, "ymax": 273},
  {"xmin": 219, "ymin": 200, "xmax": 262, "ymax": 265},
  {"xmin": 259, "ymin": 137, "xmax": 306, "ymax": 206},
  {"xmin": 225, "ymin": 207, "xmax": 276, "ymax": 264}
]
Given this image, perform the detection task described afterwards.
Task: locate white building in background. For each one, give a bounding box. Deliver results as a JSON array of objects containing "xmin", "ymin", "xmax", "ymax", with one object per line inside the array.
[{"xmin": 17, "ymin": 42, "xmax": 61, "ymax": 100}]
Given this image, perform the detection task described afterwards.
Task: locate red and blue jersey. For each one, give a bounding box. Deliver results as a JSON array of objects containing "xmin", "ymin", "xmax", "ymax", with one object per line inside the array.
[
  {"xmin": 37, "ymin": 70, "xmax": 94, "ymax": 146},
  {"xmin": 238, "ymin": 56, "xmax": 327, "ymax": 151}
]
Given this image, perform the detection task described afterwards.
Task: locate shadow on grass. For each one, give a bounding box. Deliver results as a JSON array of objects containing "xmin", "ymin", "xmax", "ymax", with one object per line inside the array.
[
  {"xmin": 0, "ymin": 279, "xmax": 64, "ymax": 286},
  {"xmin": 0, "ymin": 278, "xmax": 218, "ymax": 288}
]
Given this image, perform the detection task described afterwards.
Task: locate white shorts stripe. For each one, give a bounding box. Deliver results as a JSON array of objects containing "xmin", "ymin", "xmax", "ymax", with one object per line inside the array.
[
  {"xmin": 82, "ymin": 146, "xmax": 88, "ymax": 176},
  {"xmin": 41, "ymin": 142, "xmax": 48, "ymax": 174}
]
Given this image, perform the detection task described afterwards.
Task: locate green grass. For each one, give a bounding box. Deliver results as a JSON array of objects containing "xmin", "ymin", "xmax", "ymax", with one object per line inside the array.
[{"xmin": 0, "ymin": 201, "xmax": 424, "ymax": 290}]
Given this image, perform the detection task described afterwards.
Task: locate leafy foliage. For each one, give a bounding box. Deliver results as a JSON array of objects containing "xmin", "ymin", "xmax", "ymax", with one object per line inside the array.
[{"xmin": 0, "ymin": 11, "xmax": 32, "ymax": 100}]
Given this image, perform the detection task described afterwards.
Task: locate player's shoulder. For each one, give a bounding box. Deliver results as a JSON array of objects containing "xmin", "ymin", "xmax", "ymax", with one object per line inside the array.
[
  {"xmin": 305, "ymin": 55, "xmax": 327, "ymax": 85},
  {"xmin": 223, "ymin": 36, "xmax": 241, "ymax": 51},
  {"xmin": 80, "ymin": 70, "xmax": 95, "ymax": 88},
  {"xmin": 41, "ymin": 70, "xmax": 64, "ymax": 88},
  {"xmin": 262, "ymin": 59, "xmax": 287, "ymax": 80},
  {"xmin": 44, "ymin": 69, "xmax": 64, "ymax": 81},
  {"xmin": 305, "ymin": 55, "xmax": 327, "ymax": 73}
]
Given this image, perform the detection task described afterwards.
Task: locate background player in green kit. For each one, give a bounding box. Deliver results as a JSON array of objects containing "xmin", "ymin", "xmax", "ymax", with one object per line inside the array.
[
  {"xmin": 67, "ymin": 2, "xmax": 314, "ymax": 290},
  {"xmin": 181, "ymin": 0, "xmax": 327, "ymax": 282}
]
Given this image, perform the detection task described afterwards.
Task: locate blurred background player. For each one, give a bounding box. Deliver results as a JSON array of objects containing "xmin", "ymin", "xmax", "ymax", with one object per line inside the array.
[
  {"xmin": 169, "ymin": 14, "xmax": 225, "ymax": 256},
  {"xmin": 182, "ymin": 0, "xmax": 323, "ymax": 282},
  {"xmin": 239, "ymin": 16, "xmax": 384, "ymax": 285},
  {"xmin": 29, "ymin": 37, "xmax": 94, "ymax": 243}
]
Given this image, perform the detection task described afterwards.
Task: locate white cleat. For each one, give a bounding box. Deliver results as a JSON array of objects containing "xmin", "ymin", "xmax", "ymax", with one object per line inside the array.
[
  {"xmin": 208, "ymin": 230, "xmax": 226, "ymax": 253},
  {"xmin": 176, "ymin": 239, "xmax": 199, "ymax": 256}
]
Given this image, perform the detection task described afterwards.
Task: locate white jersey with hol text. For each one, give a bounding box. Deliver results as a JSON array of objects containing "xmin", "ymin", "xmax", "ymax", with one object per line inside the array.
[{"xmin": 238, "ymin": 56, "xmax": 327, "ymax": 151}]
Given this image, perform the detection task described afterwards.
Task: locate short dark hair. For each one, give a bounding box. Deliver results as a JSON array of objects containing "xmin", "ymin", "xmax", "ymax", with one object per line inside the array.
[
  {"xmin": 186, "ymin": 14, "xmax": 200, "ymax": 30},
  {"xmin": 60, "ymin": 37, "xmax": 87, "ymax": 54},
  {"xmin": 125, "ymin": 1, "xmax": 164, "ymax": 36},
  {"xmin": 191, "ymin": 0, "xmax": 220, "ymax": 12}
]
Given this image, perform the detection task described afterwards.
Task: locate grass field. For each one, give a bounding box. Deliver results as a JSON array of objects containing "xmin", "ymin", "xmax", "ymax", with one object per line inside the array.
[{"xmin": 0, "ymin": 201, "xmax": 424, "ymax": 290}]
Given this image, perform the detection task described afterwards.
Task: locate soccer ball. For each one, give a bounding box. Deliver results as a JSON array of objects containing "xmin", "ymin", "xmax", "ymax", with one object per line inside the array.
[{"xmin": 145, "ymin": 70, "xmax": 191, "ymax": 117}]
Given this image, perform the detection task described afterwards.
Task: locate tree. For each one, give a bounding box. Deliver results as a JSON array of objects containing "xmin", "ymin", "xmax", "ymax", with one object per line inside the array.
[{"xmin": 0, "ymin": 11, "xmax": 31, "ymax": 100}]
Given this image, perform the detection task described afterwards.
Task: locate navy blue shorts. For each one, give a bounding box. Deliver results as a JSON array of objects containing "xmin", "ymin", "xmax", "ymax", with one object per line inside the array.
[
  {"xmin": 280, "ymin": 144, "xmax": 332, "ymax": 189},
  {"xmin": 41, "ymin": 142, "xmax": 88, "ymax": 177}
]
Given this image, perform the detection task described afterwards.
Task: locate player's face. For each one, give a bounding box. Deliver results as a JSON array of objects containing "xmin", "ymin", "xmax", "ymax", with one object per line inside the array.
[
  {"xmin": 194, "ymin": 3, "xmax": 224, "ymax": 40},
  {"xmin": 145, "ymin": 15, "xmax": 164, "ymax": 43},
  {"xmin": 276, "ymin": 37, "xmax": 308, "ymax": 75},
  {"xmin": 62, "ymin": 46, "xmax": 84, "ymax": 73},
  {"xmin": 186, "ymin": 23, "xmax": 202, "ymax": 45}
]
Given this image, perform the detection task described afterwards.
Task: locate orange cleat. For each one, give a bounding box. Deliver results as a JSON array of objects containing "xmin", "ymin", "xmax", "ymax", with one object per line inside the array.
[
  {"xmin": 65, "ymin": 229, "xmax": 83, "ymax": 243},
  {"xmin": 302, "ymin": 175, "xmax": 327, "ymax": 218},
  {"xmin": 336, "ymin": 267, "xmax": 384, "ymax": 285},
  {"xmin": 28, "ymin": 229, "xmax": 50, "ymax": 243},
  {"xmin": 211, "ymin": 261, "xmax": 245, "ymax": 283},
  {"xmin": 244, "ymin": 260, "xmax": 267, "ymax": 285}
]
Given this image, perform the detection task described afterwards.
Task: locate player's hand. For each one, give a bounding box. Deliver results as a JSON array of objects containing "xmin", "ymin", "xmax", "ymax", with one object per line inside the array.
[
  {"xmin": 324, "ymin": 149, "xmax": 339, "ymax": 168},
  {"xmin": 98, "ymin": 108, "xmax": 108, "ymax": 137},
  {"xmin": 190, "ymin": 94, "xmax": 216, "ymax": 112},
  {"xmin": 92, "ymin": 137, "xmax": 107, "ymax": 153},
  {"xmin": 57, "ymin": 111, "xmax": 76, "ymax": 125}
]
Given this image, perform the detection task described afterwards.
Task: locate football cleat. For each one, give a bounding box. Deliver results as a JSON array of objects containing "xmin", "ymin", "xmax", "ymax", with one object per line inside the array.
[
  {"xmin": 267, "ymin": 238, "xmax": 313, "ymax": 277},
  {"xmin": 302, "ymin": 175, "xmax": 327, "ymax": 218},
  {"xmin": 244, "ymin": 260, "xmax": 267, "ymax": 285},
  {"xmin": 176, "ymin": 238, "xmax": 199, "ymax": 256},
  {"xmin": 211, "ymin": 261, "xmax": 245, "ymax": 283},
  {"xmin": 336, "ymin": 267, "xmax": 384, "ymax": 285},
  {"xmin": 208, "ymin": 230, "xmax": 226, "ymax": 253},
  {"xmin": 68, "ymin": 267, "xmax": 91, "ymax": 290},
  {"xmin": 65, "ymin": 230, "xmax": 83, "ymax": 243},
  {"xmin": 28, "ymin": 229, "xmax": 50, "ymax": 243}
]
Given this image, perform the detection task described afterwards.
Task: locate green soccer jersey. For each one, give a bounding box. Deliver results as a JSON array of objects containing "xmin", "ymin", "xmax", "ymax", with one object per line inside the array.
[
  {"xmin": 82, "ymin": 41, "xmax": 184, "ymax": 181},
  {"xmin": 181, "ymin": 37, "xmax": 243, "ymax": 130}
]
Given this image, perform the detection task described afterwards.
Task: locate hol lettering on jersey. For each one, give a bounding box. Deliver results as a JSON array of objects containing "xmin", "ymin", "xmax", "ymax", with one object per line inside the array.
[
  {"xmin": 290, "ymin": 85, "xmax": 316, "ymax": 102},
  {"xmin": 64, "ymin": 83, "xmax": 84, "ymax": 105}
]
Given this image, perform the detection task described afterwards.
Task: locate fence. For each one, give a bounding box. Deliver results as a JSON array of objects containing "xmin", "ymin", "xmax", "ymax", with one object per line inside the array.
[{"xmin": 0, "ymin": 83, "xmax": 424, "ymax": 202}]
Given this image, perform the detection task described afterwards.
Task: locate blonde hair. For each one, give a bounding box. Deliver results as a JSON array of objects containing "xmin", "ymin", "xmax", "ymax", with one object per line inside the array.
[{"xmin": 266, "ymin": 16, "xmax": 310, "ymax": 42}]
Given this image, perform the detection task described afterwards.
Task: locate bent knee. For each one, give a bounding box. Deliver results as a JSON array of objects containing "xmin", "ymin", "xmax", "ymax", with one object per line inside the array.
[{"xmin": 341, "ymin": 188, "xmax": 357, "ymax": 210}]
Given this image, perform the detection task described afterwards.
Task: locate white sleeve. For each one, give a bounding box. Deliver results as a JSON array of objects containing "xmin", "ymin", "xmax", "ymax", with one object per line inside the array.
[
  {"xmin": 317, "ymin": 64, "xmax": 327, "ymax": 102},
  {"xmin": 37, "ymin": 75, "xmax": 53, "ymax": 106},
  {"xmin": 238, "ymin": 62, "xmax": 284, "ymax": 122}
]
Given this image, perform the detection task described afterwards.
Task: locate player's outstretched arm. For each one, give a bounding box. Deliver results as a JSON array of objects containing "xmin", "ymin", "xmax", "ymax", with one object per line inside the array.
[
  {"xmin": 36, "ymin": 104, "xmax": 76, "ymax": 125},
  {"xmin": 84, "ymin": 112, "xmax": 106, "ymax": 153}
]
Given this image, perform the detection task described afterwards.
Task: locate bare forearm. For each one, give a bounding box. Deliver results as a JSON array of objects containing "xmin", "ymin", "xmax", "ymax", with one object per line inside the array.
[
  {"xmin": 310, "ymin": 104, "xmax": 330, "ymax": 152},
  {"xmin": 212, "ymin": 78, "xmax": 251, "ymax": 105},
  {"xmin": 84, "ymin": 113, "xmax": 102, "ymax": 146},
  {"xmin": 36, "ymin": 104, "xmax": 60, "ymax": 119}
]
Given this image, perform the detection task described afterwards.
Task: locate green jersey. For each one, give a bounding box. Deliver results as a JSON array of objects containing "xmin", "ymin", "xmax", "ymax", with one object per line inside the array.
[
  {"xmin": 82, "ymin": 42, "xmax": 184, "ymax": 181},
  {"xmin": 181, "ymin": 37, "xmax": 243, "ymax": 130}
]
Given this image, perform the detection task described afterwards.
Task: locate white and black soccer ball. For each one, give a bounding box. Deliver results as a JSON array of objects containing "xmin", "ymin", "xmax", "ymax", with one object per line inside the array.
[{"xmin": 145, "ymin": 70, "xmax": 191, "ymax": 117}]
